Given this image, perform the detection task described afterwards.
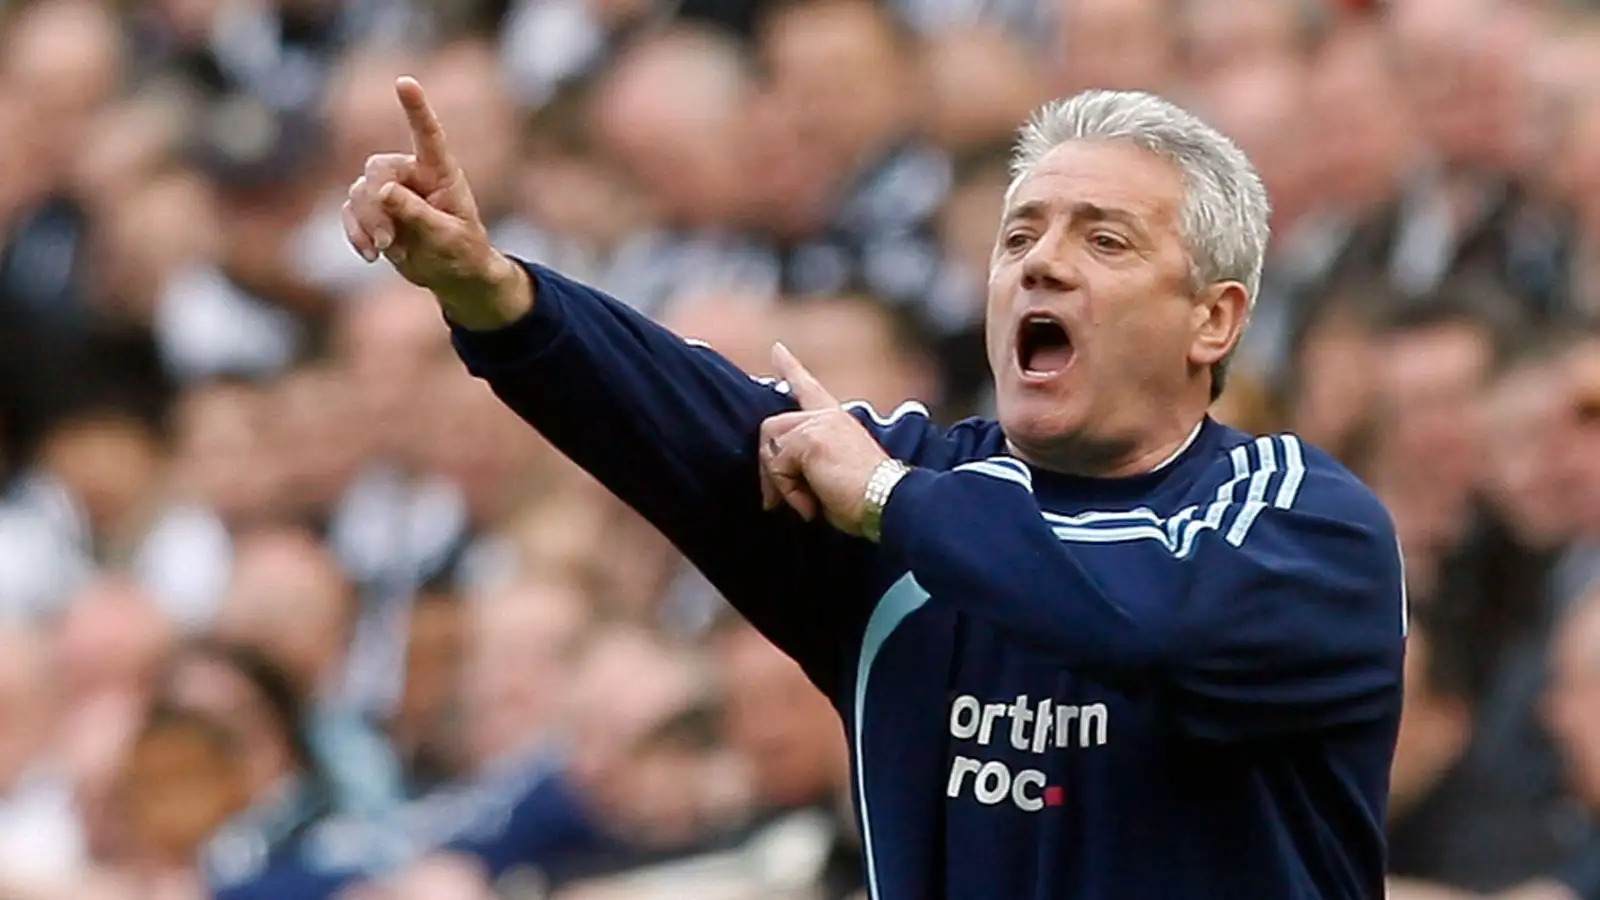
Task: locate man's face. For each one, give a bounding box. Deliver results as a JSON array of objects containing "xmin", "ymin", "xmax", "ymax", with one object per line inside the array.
[
  {"xmin": 121, "ymin": 726, "xmax": 247, "ymax": 864},
  {"xmin": 986, "ymin": 139, "xmax": 1212, "ymax": 464}
]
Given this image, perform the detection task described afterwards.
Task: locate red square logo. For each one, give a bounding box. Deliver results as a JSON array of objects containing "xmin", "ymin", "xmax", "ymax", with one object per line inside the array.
[{"xmin": 1044, "ymin": 786, "xmax": 1065, "ymax": 807}]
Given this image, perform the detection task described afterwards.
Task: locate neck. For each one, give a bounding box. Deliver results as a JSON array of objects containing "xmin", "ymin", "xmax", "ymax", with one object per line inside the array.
[{"xmin": 1011, "ymin": 415, "xmax": 1206, "ymax": 479}]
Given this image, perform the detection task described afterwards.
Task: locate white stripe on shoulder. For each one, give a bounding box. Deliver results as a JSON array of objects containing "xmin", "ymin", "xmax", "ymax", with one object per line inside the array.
[
  {"xmin": 1223, "ymin": 435, "xmax": 1281, "ymax": 547},
  {"xmin": 1174, "ymin": 441, "xmax": 1253, "ymax": 557},
  {"xmin": 1274, "ymin": 434, "xmax": 1306, "ymax": 509},
  {"xmin": 1042, "ymin": 437, "xmax": 1300, "ymax": 558},
  {"xmin": 684, "ymin": 337, "xmax": 713, "ymax": 350},
  {"xmin": 842, "ymin": 399, "xmax": 930, "ymax": 426},
  {"xmin": 952, "ymin": 457, "xmax": 1034, "ymax": 492}
]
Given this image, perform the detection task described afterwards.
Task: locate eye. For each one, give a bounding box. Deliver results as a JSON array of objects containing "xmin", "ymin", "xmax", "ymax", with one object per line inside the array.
[
  {"xmin": 1003, "ymin": 231, "xmax": 1035, "ymax": 252},
  {"xmin": 1089, "ymin": 231, "xmax": 1129, "ymax": 252}
]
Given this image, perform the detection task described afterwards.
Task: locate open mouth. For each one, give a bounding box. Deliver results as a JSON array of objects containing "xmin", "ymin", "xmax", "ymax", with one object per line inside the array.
[{"xmin": 1016, "ymin": 313, "xmax": 1075, "ymax": 378}]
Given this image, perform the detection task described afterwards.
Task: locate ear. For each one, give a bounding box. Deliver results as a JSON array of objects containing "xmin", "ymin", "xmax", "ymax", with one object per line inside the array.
[{"xmin": 1188, "ymin": 281, "xmax": 1251, "ymax": 369}]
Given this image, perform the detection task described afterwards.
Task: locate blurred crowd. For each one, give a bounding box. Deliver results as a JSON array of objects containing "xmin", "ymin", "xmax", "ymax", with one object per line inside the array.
[{"xmin": 2, "ymin": 0, "xmax": 1600, "ymax": 897}]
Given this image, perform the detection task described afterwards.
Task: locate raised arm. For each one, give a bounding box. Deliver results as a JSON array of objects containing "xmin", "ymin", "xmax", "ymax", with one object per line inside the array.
[{"xmin": 338, "ymin": 78, "xmax": 942, "ymax": 687}]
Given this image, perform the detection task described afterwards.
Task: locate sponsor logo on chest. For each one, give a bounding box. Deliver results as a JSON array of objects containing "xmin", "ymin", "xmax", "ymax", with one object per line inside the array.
[{"xmin": 944, "ymin": 693, "xmax": 1108, "ymax": 812}]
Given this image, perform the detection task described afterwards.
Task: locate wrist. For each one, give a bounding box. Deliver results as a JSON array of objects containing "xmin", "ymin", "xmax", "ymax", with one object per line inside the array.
[
  {"xmin": 440, "ymin": 250, "xmax": 535, "ymax": 331},
  {"xmin": 860, "ymin": 458, "xmax": 913, "ymax": 543}
]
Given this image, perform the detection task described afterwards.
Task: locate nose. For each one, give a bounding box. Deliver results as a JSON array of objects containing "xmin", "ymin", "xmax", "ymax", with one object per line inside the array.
[{"xmin": 1019, "ymin": 231, "xmax": 1080, "ymax": 294}]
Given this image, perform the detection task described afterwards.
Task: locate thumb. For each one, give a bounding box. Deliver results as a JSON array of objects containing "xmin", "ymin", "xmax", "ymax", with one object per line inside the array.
[
  {"xmin": 773, "ymin": 342, "xmax": 838, "ymax": 410},
  {"xmin": 379, "ymin": 182, "xmax": 456, "ymax": 236}
]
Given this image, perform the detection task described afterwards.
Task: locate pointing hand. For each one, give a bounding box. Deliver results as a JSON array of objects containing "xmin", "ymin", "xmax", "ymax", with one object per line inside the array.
[
  {"xmin": 341, "ymin": 77, "xmax": 530, "ymax": 329},
  {"xmin": 758, "ymin": 343, "xmax": 892, "ymax": 536}
]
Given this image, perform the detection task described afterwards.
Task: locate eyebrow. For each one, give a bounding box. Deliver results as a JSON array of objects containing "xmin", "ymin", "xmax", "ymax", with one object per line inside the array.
[{"xmin": 1002, "ymin": 200, "xmax": 1144, "ymax": 232}]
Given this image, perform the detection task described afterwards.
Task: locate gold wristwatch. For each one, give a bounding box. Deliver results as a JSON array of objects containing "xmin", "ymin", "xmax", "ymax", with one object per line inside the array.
[{"xmin": 860, "ymin": 459, "xmax": 913, "ymax": 543}]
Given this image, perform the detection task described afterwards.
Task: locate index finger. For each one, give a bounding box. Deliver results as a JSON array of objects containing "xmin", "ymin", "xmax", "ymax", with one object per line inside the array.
[
  {"xmin": 773, "ymin": 342, "xmax": 838, "ymax": 410},
  {"xmin": 395, "ymin": 76, "xmax": 456, "ymax": 172}
]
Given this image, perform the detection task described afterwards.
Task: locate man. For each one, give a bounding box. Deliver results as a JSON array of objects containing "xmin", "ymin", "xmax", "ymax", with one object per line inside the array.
[{"xmin": 342, "ymin": 79, "xmax": 1407, "ymax": 898}]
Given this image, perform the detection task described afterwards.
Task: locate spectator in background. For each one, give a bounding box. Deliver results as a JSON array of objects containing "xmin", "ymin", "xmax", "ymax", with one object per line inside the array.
[
  {"xmin": 459, "ymin": 577, "xmax": 591, "ymax": 776},
  {"xmin": 116, "ymin": 704, "xmax": 249, "ymax": 900},
  {"xmin": 386, "ymin": 581, "xmax": 467, "ymax": 797},
  {"xmin": 215, "ymin": 525, "xmax": 405, "ymax": 820}
]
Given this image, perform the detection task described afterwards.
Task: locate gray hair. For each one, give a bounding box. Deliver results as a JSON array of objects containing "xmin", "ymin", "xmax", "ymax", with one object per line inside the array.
[{"xmin": 1005, "ymin": 90, "xmax": 1271, "ymax": 399}]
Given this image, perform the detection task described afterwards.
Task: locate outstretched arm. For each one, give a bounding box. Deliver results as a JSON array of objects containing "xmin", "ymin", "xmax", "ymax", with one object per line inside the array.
[{"xmin": 339, "ymin": 78, "xmax": 942, "ymax": 688}]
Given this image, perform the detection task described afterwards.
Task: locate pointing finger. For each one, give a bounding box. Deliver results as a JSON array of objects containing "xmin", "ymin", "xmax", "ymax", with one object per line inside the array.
[
  {"xmin": 772, "ymin": 342, "xmax": 838, "ymax": 411},
  {"xmin": 395, "ymin": 76, "xmax": 456, "ymax": 174}
]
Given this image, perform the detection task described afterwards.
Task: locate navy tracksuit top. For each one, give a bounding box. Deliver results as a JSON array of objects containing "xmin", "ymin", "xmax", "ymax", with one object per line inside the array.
[{"xmin": 450, "ymin": 262, "xmax": 1408, "ymax": 900}]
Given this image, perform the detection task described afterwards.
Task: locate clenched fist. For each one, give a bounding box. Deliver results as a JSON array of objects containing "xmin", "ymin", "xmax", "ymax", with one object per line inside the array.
[
  {"xmin": 758, "ymin": 343, "xmax": 892, "ymax": 536},
  {"xmin": 342, "ymin": 76, "xmax": 531, "ymax": 330}
]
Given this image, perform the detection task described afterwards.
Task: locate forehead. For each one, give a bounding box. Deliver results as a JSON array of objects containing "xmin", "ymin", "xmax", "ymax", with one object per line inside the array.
[{"xmin": 1006, "ymin": 140, "xmax": 1186, "ymax": 227}]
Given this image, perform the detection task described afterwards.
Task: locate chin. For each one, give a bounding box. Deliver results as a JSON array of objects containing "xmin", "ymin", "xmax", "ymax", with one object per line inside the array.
[{"xmin": 994, "ymin": 384, "xmax": 1090, "ymax": 457}]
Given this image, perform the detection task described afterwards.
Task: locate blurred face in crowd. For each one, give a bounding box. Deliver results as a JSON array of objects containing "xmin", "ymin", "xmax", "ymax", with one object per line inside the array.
[
  {"xmin": 1055, "ymin": 0, "xmax": 1173, "ymax": 94},
  {"xmin": 987, "ymin": 140, "xmax": 1247, "ymax": 473},
  {"xmin": 120, "ymin": 715, "xmax": 249, "ymax": 866},
  {"xmin": 663, "ymin": 291, "xmax": 779, "ymax": 375},
  {"xmin": 40, "ymin": 413, "xmax": 164, "ymax": 536},
  {"xmin": 715, "ymin": 625, "xmax": 846, "ymax": 808},
  {"xmin": 776, "ymin": 296, "xmax": 938, "ymax": 414},
  {"xmin": 172, "ymin": 381, "xmax": 280, "ymax": 525},
  {"xmin": 1375, "ymin": 318, "xmax": 1491, "ymax": 481},
  {"xmin": 1179, "ymin": 0, "xmax": 1304, "ymax": 82},
  {"xmin": 1548, "ymin": 592, "xmax": 1600, "ymax": 808},
  {"xmin": 1305, "ymin": 24, "xmax": 1416, "ymax": 215},
  {"xmin": 55, "ymin": 578, "xmax": 174, "ymax": 703},
  {"xmin": 921, "ymin": 29, "xmax": 1046, "ymax": 154},
  {"xmin": 165, "ymin": 653, "xmax": 295, "ymax": 799},
  {"xmin": 943, "ymin": 164, "xmax": 1011, "ymax": 288},
  {"xmin": 95, "ymin": 169, "xmax": 221, "ymax": 323},
  {"xmin": 218, "ymin": 529, "xmax": 354, "ymax": 696},
  {"xmin": 1366, "ymin": 318, "xmax": 1492, "ymax": 559},
  {"xmin": 506, "ymin": 475, "xmax": 611, "ymax": 586},
  {"xmin": 413, "ymin": 370, "xmax": 542, "ymax": 525},
  {"xmin": 1390, "ymin": 0, "xmax": 1539, "ymax": 172},
  {"xmin": 336, "ymin": 281, "xmax": 452, "ymax": 459},
  {"xmin": 394, "ymin": 592, "xmax": 466, "ymax": 767},
  {"xmin": 1, "ymin": 0, "xmax": 121, "ymax": 159},
  {"xmin": 267, "ymin": 366, "xmax": 365, "ymax": 519},
  {"xmin": 759, "ymin": 0, "xmax": 916, "ymax": 174},
  {"xmin": 324, "ymin": 48, "xmax": 419, "ymax": 179},
  {"xmin": 564, "ymin": 628, "xmax": 713, "ymax": 840},
  {"xmin": 463, "ymin": 579, "xmax": 591, "ymax": 767},
  {"xmin": 744, "ymin": 86, "xmax": 838, "ymax": 238},
  {"xmin": 591, "ymin": 29, "xmax": 754, "ymax": 229},
  {"xmin": 1286, "ymin": 302, "xmax": 1378, "ymax": 459},
  {"xmin": 1194, "ymin": 57, "xmax": 1317, "ymax": 231},
  {"xmin": 1479, "ymin": 359, "xmax": 1581, "ymax": 548}
]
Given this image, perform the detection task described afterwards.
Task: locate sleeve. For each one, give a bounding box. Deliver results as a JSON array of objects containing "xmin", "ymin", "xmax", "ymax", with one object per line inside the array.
[
  {"xmin": 448, "ymin": 260, "xmax": 943, "ymax": 690},
  {"xmin": 877, "ymin": 435, "xmax": 1408, "ymax": 740}
]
